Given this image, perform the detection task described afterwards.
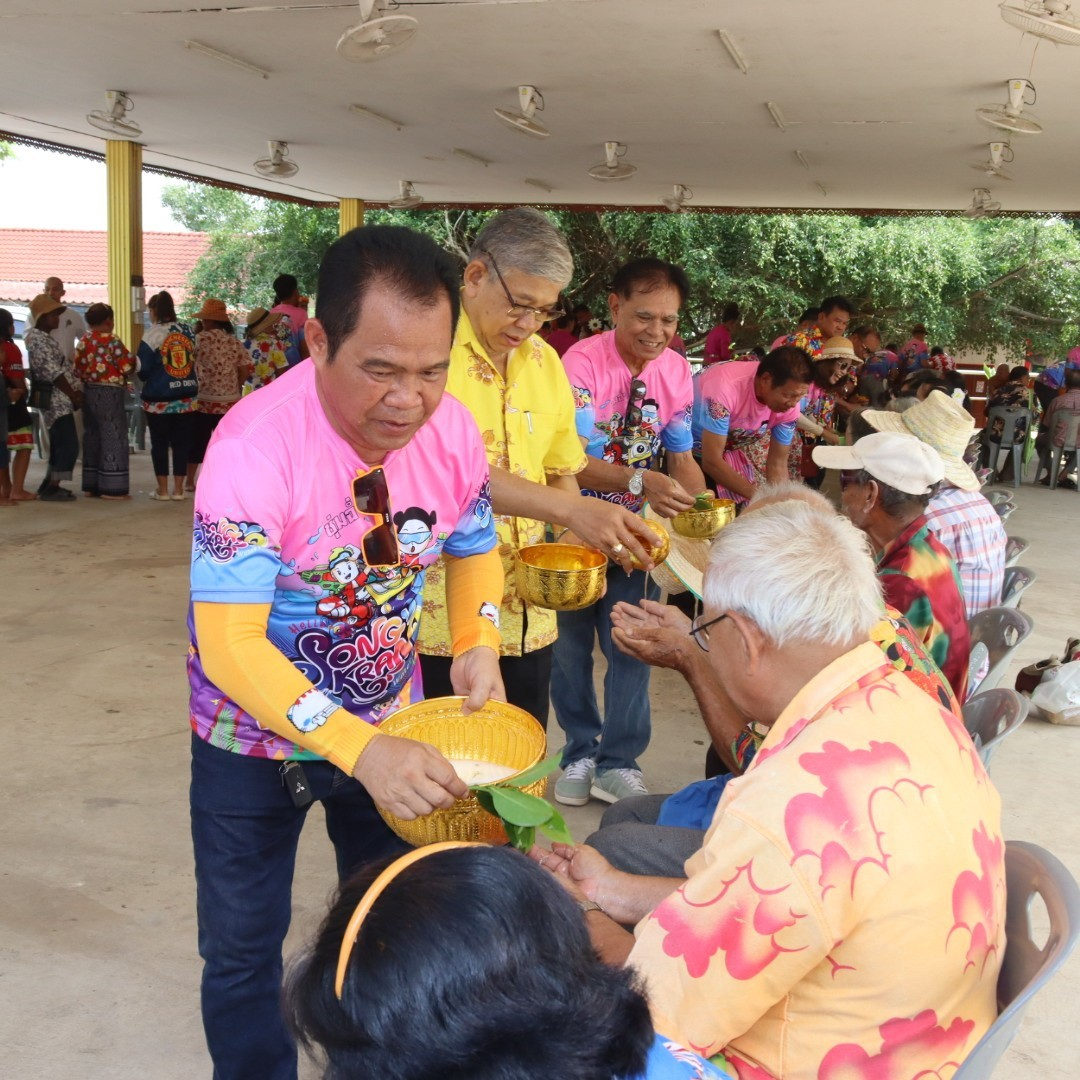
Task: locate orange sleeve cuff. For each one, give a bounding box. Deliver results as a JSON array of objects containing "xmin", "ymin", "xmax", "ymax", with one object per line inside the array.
[{"xmin": 444, "ymin": 547, "xmax": 505, "ymax": 657}]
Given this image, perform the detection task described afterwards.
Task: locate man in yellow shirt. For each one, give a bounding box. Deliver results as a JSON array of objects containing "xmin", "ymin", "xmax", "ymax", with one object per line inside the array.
[{"xmin": 419, "ymin": 209, "xmax": 657, "ymax": 725}]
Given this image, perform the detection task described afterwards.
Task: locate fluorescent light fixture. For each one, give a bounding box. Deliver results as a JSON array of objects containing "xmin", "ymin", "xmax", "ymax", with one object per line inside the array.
[
  {"xmin": 794, "ymin": 150, "xmax": 810, "ymax": 170},
  {"xmin": 524, "ymin": 178, "xmax": 554, "ymax": 192},
  {"xmin": 815, "ymin": 181, "xmax": 828, "ymax": 197},
  {"xmin": 766, "ymin": 101, "xmax": 787, "ymax": 131},
  {"xmin": 349, "ymin": 104, "xmax": 405, "ymax": 131},
  {"xmin": 716, "ymin": 30, "xmax": 749, "ymax": 75},
  {"xmin": 452, "ymin": 147, "xmax": 493, "ymax": 167},
  {"xmin": 184, "ymin": 40, "xmax": 270, "ymax": 79}
]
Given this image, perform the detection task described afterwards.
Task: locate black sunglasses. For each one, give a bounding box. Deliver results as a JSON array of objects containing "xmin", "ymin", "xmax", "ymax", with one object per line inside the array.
[{"xmin": 352, "ymin": 467, "xmax": 400, "ymax": 568}]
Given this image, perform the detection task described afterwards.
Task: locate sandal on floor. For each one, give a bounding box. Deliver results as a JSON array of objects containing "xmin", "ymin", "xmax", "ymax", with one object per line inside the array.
[{"xmin": 149, "ymin": 491, "xmax": 172, "ymax": 501}]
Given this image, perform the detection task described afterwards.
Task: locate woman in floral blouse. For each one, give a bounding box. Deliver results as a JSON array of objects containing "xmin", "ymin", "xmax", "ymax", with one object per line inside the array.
[
  {"xmin": 187, "ymin": 298, "xmax": 253, "ymax": 491},
  {"xmin": 26, "ymin": 293, "xmax": 83, "ymax": 502},
  {"xmin": 73, "ymin": 302, "xmax": 135, "ymax": 499}
]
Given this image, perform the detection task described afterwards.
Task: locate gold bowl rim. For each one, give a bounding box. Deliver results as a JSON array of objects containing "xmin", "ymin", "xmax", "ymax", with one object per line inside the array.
[{"xmin": 514, "ymin": 543, "xmax": 609, "ymax": 573}]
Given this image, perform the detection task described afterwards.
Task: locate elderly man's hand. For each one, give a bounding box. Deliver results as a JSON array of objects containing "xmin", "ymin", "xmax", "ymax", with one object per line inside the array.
[
  {"xmin": 564, "ymin": 497, "xmax": 658, "ymax": 571},
  {"xmin": 352, "ymin": 734, "xmax": 469, "ymax": 820},
  {"xmin": 450, "ymin": 645, "xmax": 506, "ymax": 714},
  {"xmin": 529, "ymin": 843, "xmax": 618, "ymax": 907},
  {"xmin": 610, "ymin": 599, "xmax": 694, "ymax": 673}
]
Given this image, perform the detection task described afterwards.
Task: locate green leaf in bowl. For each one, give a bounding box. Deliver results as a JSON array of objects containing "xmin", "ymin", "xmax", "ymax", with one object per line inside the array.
[{"xmin": 488, "ymin": 785, "xmax": 556, "ymax": 827}]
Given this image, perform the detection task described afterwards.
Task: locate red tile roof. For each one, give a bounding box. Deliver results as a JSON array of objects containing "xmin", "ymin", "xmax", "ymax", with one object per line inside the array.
[{"xmin": 0, "ymin": 228, "xmax": 211, "ymax": 306}]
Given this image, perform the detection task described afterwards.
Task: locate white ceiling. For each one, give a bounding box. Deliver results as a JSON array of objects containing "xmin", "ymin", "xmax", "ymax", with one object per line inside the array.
[{"xmin": 3, "ymin": 0, "xmax": 1080, "ymax": 212}]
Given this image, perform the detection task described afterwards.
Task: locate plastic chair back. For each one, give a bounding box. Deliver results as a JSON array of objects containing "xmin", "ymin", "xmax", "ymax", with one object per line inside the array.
[
  {"xmin": 986, "ymin": 407, "xmax": 1031, "ymax": 487},
  {"xmin": 954, "ymin": 841, "xmax": 1080, "ymax": 1078},
  {"xmin": 967, "ymin": 606, "xmax": 1034, "ymax": 696},
  {"xmin": 994, "ymin": 502, "xmax": 1017, "ymax": 524},
  {"xmin": 961, "ymin": 688, "xmax": 1029, "ymax": 765},
  {"xmin": 983, "ymin": 487, "xmax": 1015, "ymax": 507},
  {"xmin": 1048, "ymin": 411, "xmax": 1080, "ymax": 491},
  {"xmin": 1000, "ymin": 566, "xmax": 1036, "ymax": 609},
  {"xmin": 1003, "ymin": 536, "xmax": 1029, "ymax": 567}
]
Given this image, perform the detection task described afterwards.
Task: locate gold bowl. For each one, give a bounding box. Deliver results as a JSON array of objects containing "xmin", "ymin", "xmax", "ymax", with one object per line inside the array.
[
  {"xmin": 514, "ymin": 544, "xmax": 608, "ymax": 611},
  {"xmin": 376, "ymin": 697, "xmax": 547, "ymax": 846},
  {"xmin": 672, "ymin": 498, "xmax": 737, "ymax": 539},
  {"xmin": 629, "ymin": 519, "xmax": 671, "ymax": 570}
]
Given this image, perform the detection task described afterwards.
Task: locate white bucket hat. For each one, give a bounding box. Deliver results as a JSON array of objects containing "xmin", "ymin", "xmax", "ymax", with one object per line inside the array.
[
  {"xmin": 812, "ymin": 431, "xmax": 945, "ymax": 495},
  {"xmin": 859, "ymin": 390, "xmax": 981, "ymax": 492}
]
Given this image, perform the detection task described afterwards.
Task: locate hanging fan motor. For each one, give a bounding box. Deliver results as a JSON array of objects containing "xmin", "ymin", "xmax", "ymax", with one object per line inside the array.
[
  {"xmin": 999, "ymin": 0, "xmax": 1080, "ymax": 44},
  {"xmin": 588, "ymin": 141, "xmax": 637, "ymax": 182},
  {"xmin": 494, "ymin": 85, "xmax": 550, "ymax": 139},
  {"xmin": 388, "ymin": 180, "xmax": 424, "ymax": 209},
  {"xmin": 254, "ymin": 141, "xmax": 299, "ymax": 178},
  {"xmin": 662, "ymin": 184, "xmax": 693, "ymax": 211},
  {"xmin": 338, "ymin": 1, "xmax": 418, "ymax": 61},
  {"xmin": 969, "ymin": 141, "xmax": 1015, "ymax": 180},
  {"xmin": 976, "ymin": 79, "xmax": 1043, "ymax": 135},
  {"xmin": 86, "ymin": 90, "xmax": 142, "ymax": 139},
  {"xmin": 964, "ymin": 188, "xmax": 1003, "ymax": 219}
]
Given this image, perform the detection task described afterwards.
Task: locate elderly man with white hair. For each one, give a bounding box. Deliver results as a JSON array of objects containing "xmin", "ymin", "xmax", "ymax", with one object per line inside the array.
[
  {"xmin": 814, "ymin": 429, "xmax": 970, "ymax": 702},
  {"xmin": 532, "ymin": 499, "xmax": 1004, "ymax": 1080}
]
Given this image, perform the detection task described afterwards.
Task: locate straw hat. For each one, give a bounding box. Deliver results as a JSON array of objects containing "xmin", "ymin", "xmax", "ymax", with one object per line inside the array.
[
  {"xmin": 819, "ymin": 336, "xmax": 860, "ymax": 365},
  {"xmin": 194, "ymin": 297, "xmax": 230, "ymax": 323},
  {"xmin": 860, "ymin": 389, "xmax": 980, "ymax": 492},
  {"xmin": 246, "ymin": 307, "xmax": 286, "ymax": 337},
  {"xmin": 643, "ymin": 504, "xmax": 713, "ymax": 599},
  {"xmin": 29, "ymin": 292, "xmax": 66, "ymax": 325}
]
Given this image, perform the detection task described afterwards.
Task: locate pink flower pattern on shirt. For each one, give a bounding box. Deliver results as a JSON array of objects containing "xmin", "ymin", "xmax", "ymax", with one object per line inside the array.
[{"xmin": 948, "ymin": 823, "xmax": 1005, "ymax": 975}]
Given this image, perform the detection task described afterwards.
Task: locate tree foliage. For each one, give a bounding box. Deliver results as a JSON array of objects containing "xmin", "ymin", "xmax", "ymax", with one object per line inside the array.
[{"xmin": 164, "ymin": 181, "xmax": 1080, "ymax": 359}]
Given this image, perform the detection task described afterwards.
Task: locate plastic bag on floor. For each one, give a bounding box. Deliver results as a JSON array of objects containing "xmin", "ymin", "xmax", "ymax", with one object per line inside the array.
[{"xmin": 1031, "ymin": 660, "xmax": 1080, "ymax": 726}]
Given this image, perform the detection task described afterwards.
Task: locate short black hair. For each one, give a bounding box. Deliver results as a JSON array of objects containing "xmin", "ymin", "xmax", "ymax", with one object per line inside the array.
[
  {"xmin": 819, "ymin": 295, "xmax": 855, "ymax": 316},
  {"xmin": 722, "ymin": 302, "xmax": 741, "ymax": 323},
  {"xmin": 929, "ymin": 346, "xmax": 945, "ymax": 357},
  {"xmin": 85, "ymin": 303, "xmax": 114, "ymax": 327},
  {"xmin": 1065, "ymin": 367, "xmax": 1080, "ymax": 389},
  {"xmin": 758, "ymin": 345, "xmax": 813, "ymax": 388},
  {"xmin": 1009, "ymin": 365, "xmax": 1029, "ymax": 380},
  {"xmin": 610, "ymin": 257, "xmax": 690, "ymax": 306},
  {"xmin": 799, "ymin": 307, "xmax": 819, "ymax": 324},
  {"xmin": 273, "ymin": 273, "xmax": 299, "ymax": 303},
  {"xmin": 148, "ymin": 291, "xmax": 177, "ymax": 324},
  {"xmin": 284, "ymin": 846, "xmax": 654, "ymax": 1080},
  {"xmin": 0, "ymin": 308, "xmax": 13, "ymax": 338},
  {"xmin": 315, "ymin": 225, "xmax": 461, "ymax": 361}
]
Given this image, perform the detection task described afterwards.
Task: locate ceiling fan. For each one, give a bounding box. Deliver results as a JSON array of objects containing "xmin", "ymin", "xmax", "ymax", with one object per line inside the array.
[
  {"xmin": 588, "ymin": 142, "xmax": 637, "ymax": 182},
  {"xmin": 999, "ymin": 0, "xmax": 1080, "ymax": 44},
  {"xmin": 976, "ymin": 79, "xmax": 1043, "ymax": 135},
  {"xmin": 963, "ymin": 188, "xmax": 1003, "ymax": 219},
  {"xmin": 253, "ymin": 140, "xmax": 299, "ymax": 178},
  {"xmin": 388, "ymin": 180, "xmax": 424, "ymax": 208},
  {"xmin": 494, "ymin": 85, "xmax": 549, "ymax": 139},
  {"xmin": 662, "ymin": 184, "xmax": 693, "ymax": 211},
  {"xmin": 969, "ymin": 141, "xmax": 1015, "ymax": 181},
  {"xmin": 86, "ymin": 91, "xmax": 142, "ymax": 139}
]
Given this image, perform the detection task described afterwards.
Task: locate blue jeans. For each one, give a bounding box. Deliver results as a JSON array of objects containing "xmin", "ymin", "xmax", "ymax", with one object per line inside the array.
[
  {"xmin": 551, "ymin": 566, "xmax": 658, "ymax": 772},
  {"xmin": 189, "ymin": 733, "xmax": 406, "ymax": 1080}
]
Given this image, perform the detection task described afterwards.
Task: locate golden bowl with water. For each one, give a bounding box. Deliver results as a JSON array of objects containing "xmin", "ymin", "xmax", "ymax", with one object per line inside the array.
[
  {"xmin": 376, "ymin": 697, "xmax": 547, "ymax": 846},
  {"xmin": 628, "ymin": 519, "xmax": 671, "ymax": 569},
  {"xmin": 672, "ymin": 498, "xmax": 737, "ymax": 539},
  {"xmin": 514, "ymin": 543, "xmax": 608, "ymax": 611}
]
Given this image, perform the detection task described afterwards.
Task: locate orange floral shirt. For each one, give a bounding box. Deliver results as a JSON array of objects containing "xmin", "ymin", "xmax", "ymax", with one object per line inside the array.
[
  {"xmin": 73, "ymin": 331, "xmax": 135, "ymax": 386},
  {"xmin": 629, "ymin": 642, "xmax": 1004, "ymax": 1080}
]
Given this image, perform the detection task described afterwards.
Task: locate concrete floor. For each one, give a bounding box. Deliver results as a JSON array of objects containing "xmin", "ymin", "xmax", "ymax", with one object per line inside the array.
[{"xmin": 1, "ymin": 449, "xmax": 1077, "ymax": 1079}]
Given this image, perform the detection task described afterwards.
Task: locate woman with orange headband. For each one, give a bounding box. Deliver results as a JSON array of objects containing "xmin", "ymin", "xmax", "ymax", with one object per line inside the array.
[{"xmin": 284, "ymin": 843, "xmax": 731, "ymax": 1080}]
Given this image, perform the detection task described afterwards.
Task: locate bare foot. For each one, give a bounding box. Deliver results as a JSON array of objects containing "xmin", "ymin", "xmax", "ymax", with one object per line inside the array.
[
  {"xmin": 11, "ymin": 491, "xmax": 37, "ymax": 501},
  {"xmin": 0, "ymin": 498, "xmax": 17, "ymax": 507},
  {"xmin": 100, "ymin": 494, "xmax": 132, "ymax": 501}
]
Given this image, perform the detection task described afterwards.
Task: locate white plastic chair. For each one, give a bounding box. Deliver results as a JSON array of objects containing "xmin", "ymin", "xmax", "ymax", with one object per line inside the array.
[
  {"xmin": 961, "ymin": 688, "xmax": 1029, "ymax": 766},
  {"xmin": 954, "ymin": 841, "xmax": 1080, "ymax": 1078},
  {"xmin": 1046, "ymin": 411, "xmax": 1080, "ymax": 492},
  {"xmin": 985, "ymin": 406, "xmax": 1031, "ymax": 488},
  {"xmin": 1000, "ymin": 566, "xmax": 1036, "ymax": 609},
  {"xmin": 1003, "ymin": 536, "xmax": 1029, "ymax": 567},
  {"xmin": 967, "ymin": 606, "xmax": 1034, "ymax": 696}
]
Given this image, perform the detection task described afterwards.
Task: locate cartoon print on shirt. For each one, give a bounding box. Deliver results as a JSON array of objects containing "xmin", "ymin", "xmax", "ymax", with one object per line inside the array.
[
  {"xmin": 479, "ymin": 601, "xmax": 500, "ymax": 628},
  {"xmin": 301, "ymin": 545, "xmax": 375, "ymax": 623},
  {"xmin": 393, "ymin": 507, "xmax": 442, "ymax": 567}
]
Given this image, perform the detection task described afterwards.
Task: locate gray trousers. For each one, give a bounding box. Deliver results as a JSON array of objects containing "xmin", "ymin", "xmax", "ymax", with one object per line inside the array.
[{"xmin": 586, "ymin": 795, "xmax": 706, "ymax": 878}]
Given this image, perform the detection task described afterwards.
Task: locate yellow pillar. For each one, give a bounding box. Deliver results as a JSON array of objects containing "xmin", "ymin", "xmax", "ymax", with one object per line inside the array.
[
  {"xmin": 106, "ymin": 140, "xmax": 144, "ymax": 352},
  {"xmin": 338, "ymin": 197, "xmax": 365, "ymax": 235}
]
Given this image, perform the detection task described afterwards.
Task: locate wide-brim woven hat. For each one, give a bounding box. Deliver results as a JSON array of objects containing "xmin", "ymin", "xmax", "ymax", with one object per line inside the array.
[
  {"xmin": 861, "ymin": 389, "xmax": 980, "ymax": 491},
  {"xmin": 819, "ymin": 336, "xmax": 861, "ymax": 365},
  {"xmin": 29, "ymin": 292, "xmax": 65, "ymax": 325},
  {"xmin": 195, "ymin": 297, "xmax": 230, "ymax": 323},
  {"xmin": 643, "ymin": 504, "xmax": 713, "ymax": 599},
  {"xmin": 246, "ymin": 307, "xmax": 286, "ymax": 337}
]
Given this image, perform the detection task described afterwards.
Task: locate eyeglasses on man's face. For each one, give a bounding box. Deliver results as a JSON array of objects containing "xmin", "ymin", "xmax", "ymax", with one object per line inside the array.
[
  {"xmin": 689, "ymin": 611, "xmax": 729, "ymax": 652},
  {"xmin": 480, "ymin": 248, "xmax": 564, "ymax": 325}
]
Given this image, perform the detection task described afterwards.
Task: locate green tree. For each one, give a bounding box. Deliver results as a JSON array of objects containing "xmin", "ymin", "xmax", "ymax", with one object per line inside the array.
[{"xmin": 165, "ymin": 182, "xmax": 1080, "ymax": 359}]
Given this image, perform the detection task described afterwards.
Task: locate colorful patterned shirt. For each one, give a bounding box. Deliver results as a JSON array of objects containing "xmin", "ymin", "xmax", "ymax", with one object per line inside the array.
[
  {"xmin": 782, "ymin": 325, "xmax": 824, "ymax": 359},
  {"xmin": 629, "ymin": 641, "xmax": 1005, "ymax": 1080},
  {"xmin": 419, "ymin": 311, "xmax": 586, "ymax": 658},
  {"xmin": 243, "ymin": 323, "xmax": 291, "ymax": 395},
  {"xmin": 188, "ymin": 361, "xmax": 497, "ymax": 760},
  {"xmin": 26, "ymin": 327, "xmax": 80, "ymax": 429},
  {"xmin": 877, "ymin": 515, "xmax": 970, "ymax": 702},
  {"xmin": 638, "ymin": 1035, "xmax": 732, "ymax": 1079},
  {"xmin": 925, "ymin": 485, "xmax": 1006, "ymax": 617},
  {"xmin": 73, "ymin": 330, "xmax": 135, "ymax": 386},
  {"xmin": 194, "ymin": 328, "xmax": 253, "ymax": 415},
  {"xmin": 564, "ymin": 331, "xmax": 694, "ymax": 513}
]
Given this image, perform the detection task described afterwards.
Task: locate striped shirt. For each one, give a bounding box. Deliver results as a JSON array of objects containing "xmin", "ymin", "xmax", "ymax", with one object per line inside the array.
[{"xmin": 925, "ymin": 484, "xmax": 1006, "ymax": 617}]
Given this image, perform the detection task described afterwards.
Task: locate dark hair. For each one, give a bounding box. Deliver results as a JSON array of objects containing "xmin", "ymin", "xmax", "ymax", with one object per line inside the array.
[
  {"xmin": 0, "ymin": 308, "xmax": 13, "ymax": 339},
  {"xmin": 284, "ymin": 846, "xmax": 654, "ymax": 1080},
  {"xmin": 798, "ymin": 307, "xmax": 819, "ymax": 324},
  {"xmin": 901, "ymin": 369, "xmax": 946, "ymax": 394},
  {"xmin": 850, "ymin": 323, "xmax": 879, "ymax": 340},
  {"xmin": 148, "ymin": 291, "xmax": 177, "ymax": 324},
  {"xmin": 273, "ymin": 273, "xmax": 299, "ymax": 303},
  {"xmin": 85, "ymin": 303, "xmax": 114, "ymax": 327},
  {"xmin": 819, "ymin": 295, "xmax": 855, "ymax": 317},
  {"xmin": 758, "ymin": 345, "xmax": 813, "ymax": 388},
  {"xmin": 315, "ymin": 225, "xmax": 461, "ymax": 362},
  {"xmin": 929, "ymin": 346, "xmax": 945, "ymax": 357},
  {"xmin": 722, "ymin": 302, "xmax": 741, "ymax": 323},
  {"xmin": 885, "ymin": 342, "xmax": 900, "ymax": 353},
  {"xmin": 847, "ymin": 408, "xmax": 878, "ymax": 444},
  {"xmin": 749, "ymin": 344, "xmax": 767, "ymax": 358},
  {"xmin": 1065, "ymin": 367, "xmax": 1080, "ymax": 389},
  {"xmin": 856, "ymin": 469, "xmax": 933, "ymax": 514},
  {"xmin": 911, "ymin": 323, "xmax": 928, "ymax": 336},
  {"xmin": 572, "ymin": 303, "xmax": 591, "ymax": 316},
  {"xmin": 610, "ymin": 257, "xmax": 690, "ymax": 306},
  {"xmin": 1008, "ymin": 365, "xmax": 1029, "ymax": 381}
]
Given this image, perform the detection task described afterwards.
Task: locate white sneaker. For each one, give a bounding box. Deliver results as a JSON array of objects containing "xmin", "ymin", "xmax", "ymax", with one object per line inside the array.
[
  {"xmin": 591, "ymin": 768, "xmax": 648, "ymax": 804},
  {"xmin": 554, "ymin": 757, "xmax": 597, "ymax": 806}
]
